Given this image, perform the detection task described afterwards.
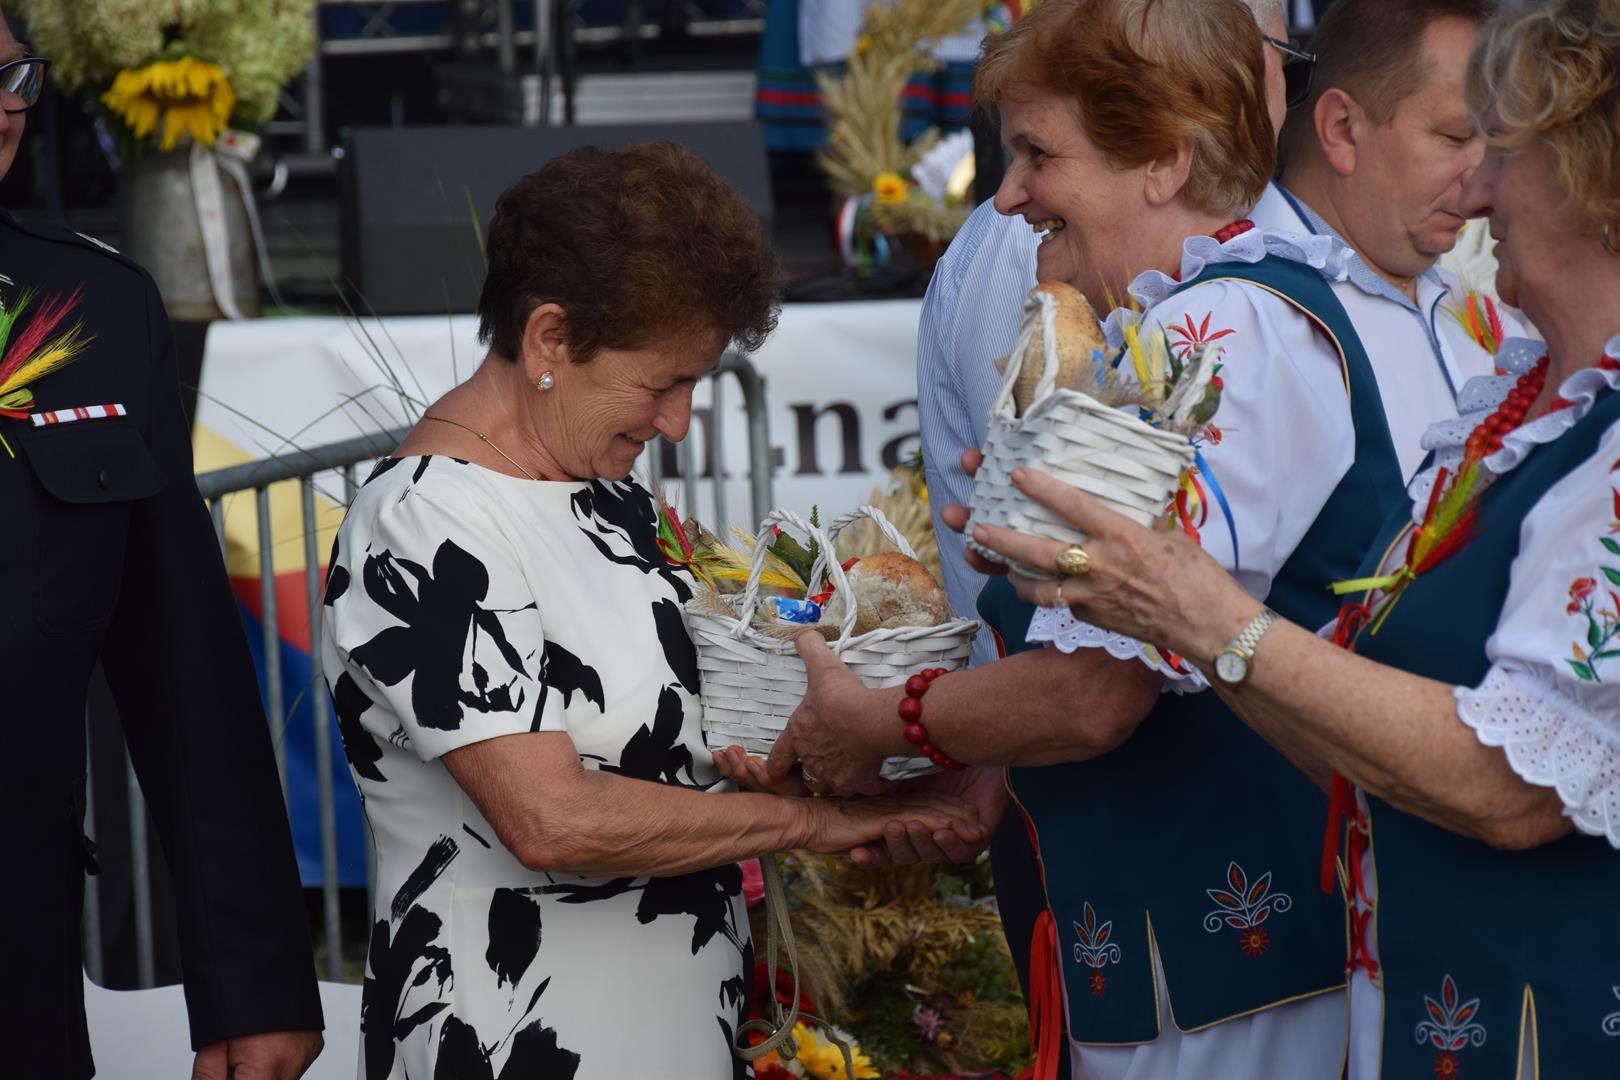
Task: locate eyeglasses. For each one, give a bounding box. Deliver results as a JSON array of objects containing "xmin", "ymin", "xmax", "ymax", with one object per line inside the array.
[
  {"xmin": 0, "ymin": 57, "xmax": 50, "ymax": 114},
  {"xmin": 1263, "ymin": 35, "xmax": 1317, "ymax": 110}
]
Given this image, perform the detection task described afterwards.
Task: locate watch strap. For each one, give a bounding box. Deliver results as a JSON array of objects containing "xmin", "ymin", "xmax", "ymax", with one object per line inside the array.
[{"xmin": 1230, "ymin": 608, "xmax": 1278, "ymax": 657}]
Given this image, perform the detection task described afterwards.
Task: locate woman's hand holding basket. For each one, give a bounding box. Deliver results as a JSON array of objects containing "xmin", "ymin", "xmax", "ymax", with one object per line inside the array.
[{"xmin": 762, "ymin": 633, "xmax": 917, "ymax": 795}]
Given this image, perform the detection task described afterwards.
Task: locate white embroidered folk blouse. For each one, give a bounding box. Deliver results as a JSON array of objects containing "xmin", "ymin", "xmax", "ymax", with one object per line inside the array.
[
  {"xmin": 1018, "ymin": 228, "xmax": 1370, "ymax": 1079},
  {"xmin": 951, "ymin": 207, "xmax": 1365, "ymax": 1080},
  {"xmin": 1026, "ymin": 227, "xmax": 1507, "ymax": 688},
  {"xmin": 1025, "ymin": 229, "xmax": 1369, "ymax": 682},
  {"xmin": 1347, "ymin": 337, "xmax": 1620, "ymax": 1080},
  {"xmin": 1414, "ymin": 336, "xmax": 1620, "ymax": 848}
]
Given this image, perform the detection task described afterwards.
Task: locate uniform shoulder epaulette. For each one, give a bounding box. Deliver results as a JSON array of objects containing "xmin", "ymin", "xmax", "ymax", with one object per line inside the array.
[
  {"xmin": 0, "ymin": 210, "xmax": 143, "ymax": 274},
  {"xmin": 74, "ymin": 231, "xmax": 120, "ymax": 255}
]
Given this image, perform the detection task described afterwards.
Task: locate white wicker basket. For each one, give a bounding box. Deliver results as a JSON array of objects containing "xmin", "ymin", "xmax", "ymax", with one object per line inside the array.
[
  {"xmin": 966, "ymin": 294, "xmax": 1195, "ymax": 579},
  {"xmin": 687, "ymin": 507, "xmax": 979, "ymax": 781}
]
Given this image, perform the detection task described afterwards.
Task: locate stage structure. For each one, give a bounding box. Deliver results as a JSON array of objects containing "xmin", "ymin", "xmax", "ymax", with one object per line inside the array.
[
  {"xmin": 340, "ymin": 120, "xmax": 772, "ymax": 314},
  {"xmin": 277, "ymin": 0, "xmax": 767, "ymax": 177}
]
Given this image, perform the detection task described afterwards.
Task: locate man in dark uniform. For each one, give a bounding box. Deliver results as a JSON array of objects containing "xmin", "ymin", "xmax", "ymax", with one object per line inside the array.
[{"xmin": 0, "ymin": 18, "xmax": 323, "ymax": 1080}]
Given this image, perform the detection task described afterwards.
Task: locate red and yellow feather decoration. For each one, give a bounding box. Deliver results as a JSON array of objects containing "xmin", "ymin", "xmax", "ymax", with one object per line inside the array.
[
  {"xmin": 1442, "ymin": 291, "xmax": 1506, "ymax": 358},
  {"xmin": 0, "ymin": 284, "xmax": 94, "ymax": 456}
]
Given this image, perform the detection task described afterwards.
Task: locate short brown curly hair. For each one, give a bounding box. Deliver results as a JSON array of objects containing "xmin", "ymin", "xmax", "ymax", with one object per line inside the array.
[
  {"xmin": 477, "ymin": 141, "xmax": 781, "ymax": 365},
  {"xmin": 1467, "ymin": 0, "xmax": 1620, "ymax": 238},
  {"xmin": 975, "ymin": 0, "xmax": 1273, "ymax": 218}
]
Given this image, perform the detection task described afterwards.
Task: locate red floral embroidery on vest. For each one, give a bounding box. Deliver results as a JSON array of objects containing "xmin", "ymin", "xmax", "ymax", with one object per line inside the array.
[
  {"xmin": 1071, "ymin": 902, "xmax": 1121, "ymax": 996},
  {"xmin": 1201, "ymin": 861, "xmax": 1292, "ymax": 957},
  {"xmin": 1415, "ymin": 974, "xmax": 1487, "ymax": 1077}
]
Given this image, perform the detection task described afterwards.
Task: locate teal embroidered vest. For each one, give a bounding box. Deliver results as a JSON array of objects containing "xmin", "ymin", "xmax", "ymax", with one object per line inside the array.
[
  {"xmin": 1345, "ymin": 386, "xmax": 1620, "ymax": 1079},
  {"xmin": 996, "ymin": 255, "xmax": 1405, "ymax": 1042}
]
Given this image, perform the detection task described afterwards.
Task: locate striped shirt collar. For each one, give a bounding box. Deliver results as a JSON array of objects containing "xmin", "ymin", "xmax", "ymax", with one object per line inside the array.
[{"xmin": 1275, "ymin": 184, "xmax": 1447, "ymax": 313}]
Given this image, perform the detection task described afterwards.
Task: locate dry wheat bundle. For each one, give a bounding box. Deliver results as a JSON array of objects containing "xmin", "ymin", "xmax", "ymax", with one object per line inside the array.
[
  {"xmin": 835, "ymin": 466, "xmax": 940, "ymax": 584},
  {"xmin": 815, "ymin": 0, "xmax": 981, "ymax": 194}
]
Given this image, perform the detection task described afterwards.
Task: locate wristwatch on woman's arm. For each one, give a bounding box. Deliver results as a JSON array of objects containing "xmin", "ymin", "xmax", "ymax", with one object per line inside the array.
[{"xmin": 1212, "ymin": 608, "xmax": 1278, "ymax": 687}]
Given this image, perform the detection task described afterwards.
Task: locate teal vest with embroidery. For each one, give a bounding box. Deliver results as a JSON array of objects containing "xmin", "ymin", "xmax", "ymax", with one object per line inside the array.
[
  {"xmin": 996, "ymin": 254, "xmax": 1405, "ymax": 1043},
  {"xmin": 1344, "ymin": 386, "xmax": 1620, "ymax": 1079}
]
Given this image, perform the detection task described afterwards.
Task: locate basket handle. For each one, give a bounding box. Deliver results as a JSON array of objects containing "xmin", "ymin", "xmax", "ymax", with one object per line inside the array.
[
  {"xmin": 734, "ymin": 509, "xmax": 858, "ymax": 645},
  {"xmin": 806, "ymin": 505, "xmax": 924, "ymax": 653},
  {"xmin": 989, "ymin": 289, "xmax": 1063, "ymax": 418},
  {"xmin": 810, "ymin": 504, "xmax": 918, "ymax": 580}
]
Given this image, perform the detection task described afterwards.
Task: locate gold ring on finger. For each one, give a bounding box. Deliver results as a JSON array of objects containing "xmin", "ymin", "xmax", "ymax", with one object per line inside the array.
[{"xmin": 1055, "ymin": 545, "xmax": 1092, "ymax": 577}]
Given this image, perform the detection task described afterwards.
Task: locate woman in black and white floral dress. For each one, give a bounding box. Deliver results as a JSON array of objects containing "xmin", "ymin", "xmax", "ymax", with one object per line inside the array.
[{"xmin": 321, "ymin": 143, "xmax": 983, "ymax": 1079}]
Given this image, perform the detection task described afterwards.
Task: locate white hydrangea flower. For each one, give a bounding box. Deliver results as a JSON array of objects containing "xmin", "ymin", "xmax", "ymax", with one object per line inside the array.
[
  {"xmin": 910, "ymin": 130, "xmax": 974, "ymax": 203},
  {"xmin": 14, "ymin": 0, "xmax": 316, "ymax": 124}
]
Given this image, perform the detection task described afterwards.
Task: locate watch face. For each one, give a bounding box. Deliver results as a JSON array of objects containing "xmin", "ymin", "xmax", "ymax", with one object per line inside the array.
[{"xmin": 1214, "ymin": 650, "xmax": 1248, "ymax": 684}]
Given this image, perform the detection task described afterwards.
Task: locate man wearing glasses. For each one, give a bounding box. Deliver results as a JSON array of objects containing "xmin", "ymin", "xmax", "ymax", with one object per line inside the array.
[{"xmin": 0, "ymin": 18, "xmax": 323, "ymax": 1080}]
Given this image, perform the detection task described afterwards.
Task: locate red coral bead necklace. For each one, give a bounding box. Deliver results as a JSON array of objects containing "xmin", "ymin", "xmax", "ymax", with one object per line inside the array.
[
  {"xmin": 1464, "ymin": 351, "xmax": 1620, "ymax": 462},
  {"xmin": 1210, "ymin": 219, "xmax": 1255, "ymax": 245},
  {"xmin": 1463, "ymin": 356, "xmax": 1549, "ymax": 461}
]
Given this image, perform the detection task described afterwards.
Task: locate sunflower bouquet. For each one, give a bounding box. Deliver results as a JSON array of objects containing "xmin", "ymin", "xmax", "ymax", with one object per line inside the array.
[{"xmin": 14, "ymin": 0, "xmax": 316, "ymax": 154}]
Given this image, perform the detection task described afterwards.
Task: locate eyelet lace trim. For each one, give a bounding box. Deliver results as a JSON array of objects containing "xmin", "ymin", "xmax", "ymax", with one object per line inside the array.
[
  {"xmin": 1455, "ymin": 663, "xmax": 1620, "ymax": 848},
  {"xmin": 1027, "ymin": 607, "xmax": 1210, "ymax": 693},
  {"xmin": 1408, "ymin": 335, "xmax": 1620, "ymax": 522},
  {"xmin": 1102, "ymin": 227, "xmax": 1353, "ymax": 349}
]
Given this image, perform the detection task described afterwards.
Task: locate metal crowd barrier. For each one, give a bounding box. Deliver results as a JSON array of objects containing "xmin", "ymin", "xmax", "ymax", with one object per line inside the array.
[{"xmin": 86, "ymin": 351, "xmax": 771, "ymax": 985}]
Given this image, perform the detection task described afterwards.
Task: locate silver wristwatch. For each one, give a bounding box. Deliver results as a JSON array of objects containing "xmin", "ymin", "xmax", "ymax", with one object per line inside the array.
[{"xmin": 1212, "ymin": 608, "xmax": 1278, "ymax": 686}]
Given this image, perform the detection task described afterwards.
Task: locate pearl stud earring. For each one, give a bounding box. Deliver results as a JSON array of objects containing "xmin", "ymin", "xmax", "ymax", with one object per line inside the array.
[{"xmin": 536, "ymin": 371, "xmax": 555, "ymax": 391}]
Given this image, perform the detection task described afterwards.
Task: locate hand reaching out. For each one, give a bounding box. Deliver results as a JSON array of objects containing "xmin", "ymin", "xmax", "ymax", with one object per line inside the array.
[
  {"xmin": 762, "ymin": 634, "xmax": 901, "ymax": 796},
  {"xmin": 712, "ymin": 745, "xmax": 991, "ymax": 858},
  {"xmin": 192, "ymin": 1030, "xmax": 323, "ymax": 1080},
  {"xmin": 712, "ymin": 748, "xmax": 991, "ymax": 867},
  {"xmin": 967, "ymin": 466, "xmax": 1253, "ymax": 661},
  {"xmin": 800, "ymin": 789, "xmax": 986, "ymax": 855},
  {"xmin": 712, "ymin": 744, "xmax": 810, "ymax": 796},
  {"xmin": 849, "ymin": 765, "xmax": 1010, "ymax": 868}
]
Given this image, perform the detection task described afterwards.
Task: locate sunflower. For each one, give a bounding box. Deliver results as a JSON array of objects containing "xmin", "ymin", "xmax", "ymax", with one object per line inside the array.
[
  {"xmin": 101, "ymin": 57, "xmax": 236, "ymax": 152},
  {"xmin": 872, "ymin": 170, "xmax": 909, "ymax": 205}
]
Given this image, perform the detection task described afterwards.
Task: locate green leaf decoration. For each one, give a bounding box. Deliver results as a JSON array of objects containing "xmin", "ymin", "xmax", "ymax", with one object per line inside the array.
[
  {"xmin": 770, "ymin": 530, "xmax": 817, "ymax": 589},
  {"xmin": 1602, "ymin": 566, "xmax": 1620, "ymax": 587},
  {"xmin": 0, "ymin": 286, "xmax": 30, "ymax": 356},
  {"xmin": 1590, "ymin": 621, "xmax": 1604, "ymax": 649},
  {"xmin": 1602, "ymin": 538, "xmax": 1620, "ymax": 557},
  {"xmin": 1567, "ymin": 659, "xmax": 1596, "ymax": 681},
  {"xmin": 1590, "ymin": 649, "xmax": 1620, "ymax": 663}
]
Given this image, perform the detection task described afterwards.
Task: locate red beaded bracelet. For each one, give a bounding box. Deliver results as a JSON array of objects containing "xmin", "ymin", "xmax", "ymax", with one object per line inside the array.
[{"xmin": 898, "ymin": 668, "xmax": 966, "ymax": 771}]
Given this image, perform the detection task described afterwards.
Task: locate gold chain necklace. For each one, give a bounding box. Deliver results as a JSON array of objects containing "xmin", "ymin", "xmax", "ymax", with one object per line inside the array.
[{"xmin": 421, "ymin": 414, "xmax": 540, "ymax": 481}]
